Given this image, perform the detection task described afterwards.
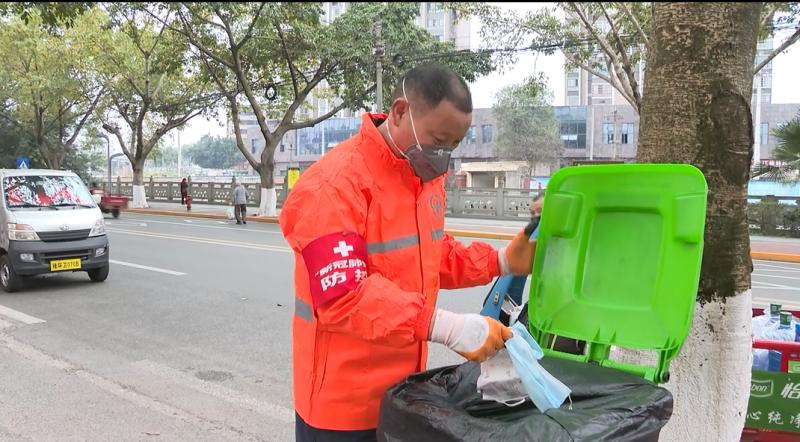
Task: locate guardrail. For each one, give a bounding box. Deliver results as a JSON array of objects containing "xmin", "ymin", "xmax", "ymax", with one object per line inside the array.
[
  {"xmin": 99, "ymin": 177, "xmax": 287, "ymax": 208},
  {"xmin": 99, "ymin": 177, "xmax": 800, "ymax": 235}
]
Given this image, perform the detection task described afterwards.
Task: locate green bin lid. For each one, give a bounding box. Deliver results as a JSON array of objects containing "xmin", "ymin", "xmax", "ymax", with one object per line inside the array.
[{"xmin": 528, "ymin": 164, "xmax": 708, "ymax": 383}]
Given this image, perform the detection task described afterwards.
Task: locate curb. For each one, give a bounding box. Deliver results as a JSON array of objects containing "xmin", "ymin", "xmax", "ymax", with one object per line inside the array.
[
  {"xmin": 751, "ymin": 252, "xmax": 800, "ymax": 263},
  {"xmin": 123, "ymin": 208, "xmax": 800, "ymax": 263},
  {"xmin": 443, "ymin": 229, "xmax": 515, "ymax": 241},
  {"xmin": 124, "ymin": 208, "xmax": 280, "ymax": 224}
]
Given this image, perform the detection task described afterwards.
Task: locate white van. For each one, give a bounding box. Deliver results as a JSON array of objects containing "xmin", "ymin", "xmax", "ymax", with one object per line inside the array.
[{"xmin": 0, "ymin": 169, "xmax": 110, "ymax": 292}]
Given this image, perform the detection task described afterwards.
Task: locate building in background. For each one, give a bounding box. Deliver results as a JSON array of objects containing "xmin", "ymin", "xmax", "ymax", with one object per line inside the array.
[
  {"xmin": 753, "ymin": 38, "xmax": 774, "ymax": 105},
  {"xmin": 236, "ymin": 103, "xmax": 798, "ymax": 187},
  {"xmin": 415, "ymin": 2, "xmax": 471, "ymax": 49}
]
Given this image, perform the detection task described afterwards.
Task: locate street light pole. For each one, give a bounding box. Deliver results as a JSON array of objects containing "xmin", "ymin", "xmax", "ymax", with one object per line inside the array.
[
  {"xmin": 100, "ymin": 134, "xmax": 111, "ymax": 193},
  {"xmin": 374, "ymin": 21, "xmax": 384, "ymax": 112},
  {"xmin": 753, "ymin": 71, "xmax": 763, "ymax": 166},
  {"xmin": 177, "ymin": 130, "xmax": 182, "ymax": 178}
]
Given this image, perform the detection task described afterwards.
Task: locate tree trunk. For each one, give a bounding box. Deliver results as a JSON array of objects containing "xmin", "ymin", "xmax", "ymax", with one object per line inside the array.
[
  {"xmin": 42, "ymin": 149, "xmax": 62, "ymax": 170},
  {"xmin": 633, "ymin": 3, "xmax": 760, "ymax": 440},
  {"xmin": 131, "ymin": 164, "xmax": 149, "ymax": 209},
  {"xmin": 258, "ymin": 139, "xmax": 278, "ymax": 217}
]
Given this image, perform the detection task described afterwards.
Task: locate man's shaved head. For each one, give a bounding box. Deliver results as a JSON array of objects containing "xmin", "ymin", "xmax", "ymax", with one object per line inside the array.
[{"xmin": 392, "ymin": 64, "xmax": 472, "ymax": 114}]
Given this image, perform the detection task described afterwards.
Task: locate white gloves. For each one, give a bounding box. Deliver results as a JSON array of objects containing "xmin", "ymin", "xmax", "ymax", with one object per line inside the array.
[{"xmin": 429, "ymin": 309, "xmax": 512, "ymax": 362}]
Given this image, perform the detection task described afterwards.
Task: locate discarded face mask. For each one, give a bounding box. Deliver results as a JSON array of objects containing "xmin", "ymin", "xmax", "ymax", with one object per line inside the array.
[
  {"xmin": 477, "ymin": 348, "xmax": 528, "ymax": 406},
  {"xmin": 478, "ymin": 322, "xmax": 572, "ymax": 413}
]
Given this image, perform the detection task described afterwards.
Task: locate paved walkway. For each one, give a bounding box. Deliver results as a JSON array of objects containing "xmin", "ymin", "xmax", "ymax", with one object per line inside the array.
[{"xmin": 124, "ymin": 201, "xmax": 800, "ymax": 262}]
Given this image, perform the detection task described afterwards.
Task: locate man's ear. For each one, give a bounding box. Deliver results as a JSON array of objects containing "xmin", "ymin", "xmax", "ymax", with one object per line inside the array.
[{"xmin": 389, "ymin": 97, "xmax": 409, "ymax": 126}]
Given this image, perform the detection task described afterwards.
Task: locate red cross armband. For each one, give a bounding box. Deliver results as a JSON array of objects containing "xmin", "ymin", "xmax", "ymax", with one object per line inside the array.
[{"xmin": 301, "ymin": 231, "xmax": 369, "ymax": 309}]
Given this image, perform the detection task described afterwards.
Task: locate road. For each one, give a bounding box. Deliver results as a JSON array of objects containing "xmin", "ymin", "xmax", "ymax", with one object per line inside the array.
[{"xmin": 0, "ymin": 213, "xmax": 797, "ymax": 440}]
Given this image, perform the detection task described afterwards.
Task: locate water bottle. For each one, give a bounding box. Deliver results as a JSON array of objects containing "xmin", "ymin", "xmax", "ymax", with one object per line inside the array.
[
  {"xmin": 768, "ymin": 312, "xmax": 795, "ymax": 371},
  {"xmin": 753, "ymin": 349, "xmax": 770, "ymax": 371},
  {"xmin": 753, "ymin": 304, "xmax": 782, "ymax": 371},
  {"xmin": 753, "ymin": 304, "xmax": 782, "ymax": 339}
]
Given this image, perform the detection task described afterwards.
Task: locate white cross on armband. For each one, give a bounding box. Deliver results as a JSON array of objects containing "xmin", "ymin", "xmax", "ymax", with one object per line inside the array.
[{"xmin": 333, "ymin": 241, "xmax": 354, "ymax": 257}]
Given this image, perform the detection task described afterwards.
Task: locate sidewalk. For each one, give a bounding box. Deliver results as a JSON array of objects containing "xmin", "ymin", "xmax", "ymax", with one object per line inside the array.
[{"xmin": 125, "ymin": 201, "xmax": 800, "ymax": 262}]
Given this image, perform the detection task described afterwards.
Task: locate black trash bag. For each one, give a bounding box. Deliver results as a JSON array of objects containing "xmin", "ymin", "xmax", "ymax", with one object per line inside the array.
[{"xmin": 377, "ymin": 357, "xmax": 672, "ymax": 442}]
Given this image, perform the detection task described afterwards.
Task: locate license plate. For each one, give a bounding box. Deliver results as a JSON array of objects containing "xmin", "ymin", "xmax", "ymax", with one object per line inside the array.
[{"xmin": 50, "ymin": 258, "xmax": 81, "ymax": 272}]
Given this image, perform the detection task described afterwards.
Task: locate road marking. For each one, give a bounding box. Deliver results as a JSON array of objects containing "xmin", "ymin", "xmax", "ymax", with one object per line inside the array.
[
  {"xmin": 753, "ymin": 281, "xmax": 797, "ymax": 289},
  {"xmin": 753, "ymin": 273, "xmax": 800, "ymax": 281},
  {"xmin": 757, "ymin": 263, "xmax": 800, "ymax": 272},
  {"xmin": 122, "ymin": 218, "xmax": 282, "ymax": 234},
  {"xmin": 755, "ymin": 268, "xmax": 800, "ymax": 274},
  {"xmin": 109, "ymin": 259, "xmax": 186, "ymax": 276},
  {"xmin": 0, "ymin": 304, "xmax": 46, "ymax": 325},
  {"xmin": 184, "ymin": 220, "xmax": 193, "ymax": 223},
  {"xmin": 107, "ymin": 228, "xmax": 292, "ymax": 253},
  {"xmin": 107, "ymin": 221, "xmax": 148, "ymax": 228}
]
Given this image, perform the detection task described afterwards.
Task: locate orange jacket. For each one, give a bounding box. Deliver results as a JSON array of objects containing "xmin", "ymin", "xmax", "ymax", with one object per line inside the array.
[{"xmin": 279, "ymin": 113, "xmax": 501, "ymax": 430}]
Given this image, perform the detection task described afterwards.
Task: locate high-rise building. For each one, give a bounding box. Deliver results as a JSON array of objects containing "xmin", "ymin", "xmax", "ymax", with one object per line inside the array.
[
  {"xmin": 565, "ymin": 38, "xmax": 774, "ymax": 107},
  {"xmin": 753, "ymin": 38, "xmax": 774, "ymax": 104},
  {"xmin": 322, "ymin": 3, "xmax": 470, "ymax": 49},
  {"xmin": 415, "ymin": 3, "xmax": 471, "ymax": 49}
]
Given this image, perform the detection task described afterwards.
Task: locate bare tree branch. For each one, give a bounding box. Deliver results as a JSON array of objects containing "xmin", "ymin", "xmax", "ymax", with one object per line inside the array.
[
  {"xmin": 145, "ymin": 11, "xmax": 170, "ymax": 56},
  {"xmin": 607, "ymin": 59, "xmax": 639, "ymax": 109},
  {"xmin": 755, "ymin": 26, "xmax": 800, "ymax": 74},
  {"xmin": 148, "ymin": 5, "xmax": 235, "ymax": 69},
  {"xmin": 0, "ymin": 111, "xmax": 23, "ymax": 129},
  {"xmin": 289, "ymin": 95, "xmax": 358, "ymax": 131},
  {"xmin": 564, "ymin": 51, "xmax": 639, "ymax": 111},
  {"xmin": 599, "ymin": 3, "xmax": 641, "ymax": 108},
  {"xmin": 238, "ymin": 2, "xmax": 267, "ymax": 48},
  {"xmin": 616, "ymin": 2, "xmax": 650, "ymax": 49},
  {"xmin": 229, "ymin": 95, "xmax": 261, "ymax": 170},
  {"xmin": 567, "ymin": 2, "xmax": 623, "ymax": 66},
  {"xmin": 217, "ymin": 11, "xmax": 273, "ymax": 147},
  {"xmin": 102, "ymin": 122, "xmax": 133, "ymax": 163},
  {"xmin": 277, "ymin": 62, "xmax": 332, "ymax": 130},
  {"xmin": 198, "ymin": 52, "xmax": 237, "ymax": 99},
  {"xmin": 760, "ymin": 5, "xmax": 777, "ymax": 32},
  {"xmin": 64, "ymin": 86, "xmax": 106, "ymax": 148},
  {"xmin": 276, "ymin": 21, "xmax": 300, "ymax": 98}
]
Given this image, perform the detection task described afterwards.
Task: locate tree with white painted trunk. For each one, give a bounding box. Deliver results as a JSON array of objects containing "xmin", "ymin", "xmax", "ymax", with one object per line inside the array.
[
  {"xmin": 632, "ymin": 3, "xmax": 761, "ymax": 440},
  {"xmin": 159, "ymin": 3, "xmax": 492, "ymax": 216},
  {"xmin": 99, "ymin": 4, "xmax": 219, "ymax": 208}
]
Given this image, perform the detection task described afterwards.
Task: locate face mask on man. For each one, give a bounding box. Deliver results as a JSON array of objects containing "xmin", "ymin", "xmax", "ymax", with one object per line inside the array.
[{"xmin": 385, "ymin": 78, "xmax": 457, "ymax": 182}]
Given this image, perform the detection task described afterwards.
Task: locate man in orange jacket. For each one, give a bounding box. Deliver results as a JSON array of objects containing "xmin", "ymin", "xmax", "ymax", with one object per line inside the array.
[{"xmin": 280, "ymin": 64, "xmax": 536, "ymax": 441}]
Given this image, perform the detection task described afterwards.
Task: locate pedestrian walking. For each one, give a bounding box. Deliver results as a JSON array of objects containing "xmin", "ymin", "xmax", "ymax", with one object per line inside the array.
[
  {"xmin": 180, "ymin": 178, "xmax": 189, "ymax": 205},
  {"xmin": 232, "ymin": 182, "xmax": 249, "ymax": 224}
]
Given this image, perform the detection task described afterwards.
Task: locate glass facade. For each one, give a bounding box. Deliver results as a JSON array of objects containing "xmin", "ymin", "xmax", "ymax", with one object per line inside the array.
[
  {"xmin": 481, "ymin": 124, "xmax": 493, "ymax": 143},
  {"xmin": 603, "ymin": 123, "xmax": 614, "ymax": 144},
  {"xmin": 554, "ymin": 106, "xmax": 587, "ymax": 150},
  {"xmin": 621, "ymin": 123, "xmax": 634, "ymax": 144},
  {"xmin": 296, "ymin": 117, "xmax": 361, "ymax": 156}
]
